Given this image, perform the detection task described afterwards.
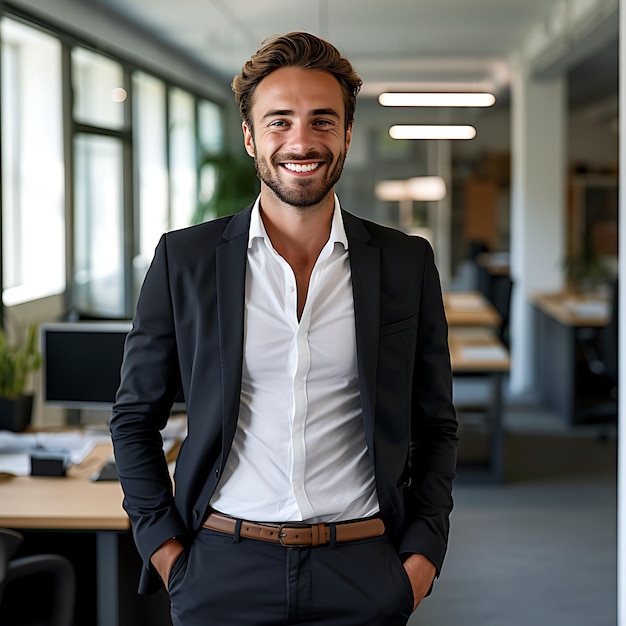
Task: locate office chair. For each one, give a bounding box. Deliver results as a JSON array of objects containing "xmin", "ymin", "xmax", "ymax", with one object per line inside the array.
[
  {"xmin": 0, "ymin": 528, "xmax": 75, "ymax": 626},
  {"xmin": 490, "ymin": 275, "xmax": 514, "ymax": 348},
  {"xmin": 575, "ymin": 278, "xmax": 618, "ymax": 429},
  {"xmin": 467, "ymin": 240, "xmax": 493, "ymax": 299}
]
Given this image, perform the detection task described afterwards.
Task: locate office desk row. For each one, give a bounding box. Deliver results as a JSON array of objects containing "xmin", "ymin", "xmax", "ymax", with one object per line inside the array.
[
  {"xmin": 448, "ymin": 329, "xmax": 510, "ymax": 483},
  {"xmin": 443, "ymin": 291, "xmax": 510, "ymax": 482},
  {"xmin": 531, "ymin": 290, "xmax": 612, "ymax": 426},
  {"xmin": 443, "ymin": 290, "xmax": 501, "ymax": 328}
]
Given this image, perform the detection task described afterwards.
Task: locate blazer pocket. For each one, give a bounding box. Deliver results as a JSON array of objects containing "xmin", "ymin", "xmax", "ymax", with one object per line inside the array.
[{"xmin": 380, "ymin": 315, "xmax": 417, "ymax": 337}]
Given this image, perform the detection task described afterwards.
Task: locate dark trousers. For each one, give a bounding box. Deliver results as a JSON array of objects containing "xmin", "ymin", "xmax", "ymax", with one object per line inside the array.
[{"xmin": 167, "ymin": 527, "xmax": 414, "ymax": 625}]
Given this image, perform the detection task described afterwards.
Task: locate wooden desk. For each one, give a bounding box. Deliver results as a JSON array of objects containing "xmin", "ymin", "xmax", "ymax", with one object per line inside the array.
[
  {"xmin": 449, "ymin": 330, "xmax": 510, "ymax": 482},
  {"xmin": 0, "ymin": 444, "xmax": 126, "ymax": 530},
  {"xmin": 0, "ymin": 443, "xmax": 169, "ymax": 626},
  {"xmin": 531, "ymin": 291, "xmax": 610, "ymax": 327},
  {"xmin": 444, "ymin": 291, "xmax": 502, "ymax": 328},
  {"xmin": 531, "ymin": 291, "xmax": 611, "ymax": 425}
]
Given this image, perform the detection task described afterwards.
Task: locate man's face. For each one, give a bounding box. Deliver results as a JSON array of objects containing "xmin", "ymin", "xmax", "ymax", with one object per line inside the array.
[{"xmin": 243, "ymin": 66, "xmax": 352, "ymax": 209}]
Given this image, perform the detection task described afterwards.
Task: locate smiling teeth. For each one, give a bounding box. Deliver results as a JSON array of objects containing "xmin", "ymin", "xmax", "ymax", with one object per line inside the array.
[{"xmin": 284, "ymin": 162, "xmax": 320, "ymax": 173}]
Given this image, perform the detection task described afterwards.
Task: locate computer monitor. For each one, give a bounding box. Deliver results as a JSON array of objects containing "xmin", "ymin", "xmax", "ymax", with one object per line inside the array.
[{"xmin": 40, "ymin": 321, "xmax": 185, "ymax": 412}]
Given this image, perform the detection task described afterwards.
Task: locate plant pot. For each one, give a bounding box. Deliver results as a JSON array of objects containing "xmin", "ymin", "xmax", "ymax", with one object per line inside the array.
[{"xmin": 0, "ymin": 394, "xmax": 34, "ymax": 432}]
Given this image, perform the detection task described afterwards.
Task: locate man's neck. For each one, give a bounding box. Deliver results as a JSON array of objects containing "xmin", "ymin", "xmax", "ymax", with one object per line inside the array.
[{"xmin": 259, "ymin": 192, "xmax": 335, "ymax": 266}]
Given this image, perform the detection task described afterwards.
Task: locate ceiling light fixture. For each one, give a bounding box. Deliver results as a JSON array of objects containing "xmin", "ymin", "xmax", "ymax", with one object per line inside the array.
[
  {"xmin": 374, "ymin": 176, "xmax": 447, "ymax": 202},
  {"xmin": 389, "ymin": 125, "xmax": 477, "ymax": 140},
  {"xmin": 379, "ymin": 92, "xmax": 496, "ymax": 107}
]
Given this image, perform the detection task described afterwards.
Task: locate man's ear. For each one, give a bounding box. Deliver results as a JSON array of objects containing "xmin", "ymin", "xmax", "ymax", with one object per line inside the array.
[
  {"xmin": 345, "ymin": 122, "xmax": 353, "ymax": 153},
  {"xmin": 243, "ymin": 122, "xmax": 255, "ymax": 157}
]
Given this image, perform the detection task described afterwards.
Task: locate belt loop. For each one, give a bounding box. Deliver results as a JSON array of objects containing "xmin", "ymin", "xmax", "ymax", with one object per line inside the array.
[
  {"xmin": 233, "ymin": 518, "xmax": 242, "ymax": 543},
  {"xmin": 329, "ymin": 523, "xmax": 337, "ymax": 549}
]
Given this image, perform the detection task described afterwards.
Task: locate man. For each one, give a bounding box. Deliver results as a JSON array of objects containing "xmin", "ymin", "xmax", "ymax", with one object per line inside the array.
[{"xmin": 111, "ymin": 31, "xmax": 458, "ymax": 626}]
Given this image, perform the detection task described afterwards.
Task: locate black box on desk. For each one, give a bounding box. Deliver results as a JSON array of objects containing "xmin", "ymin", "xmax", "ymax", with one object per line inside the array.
[{"xmin": 30, "ymin": 451, "xmax": 68, "ymax": 476}]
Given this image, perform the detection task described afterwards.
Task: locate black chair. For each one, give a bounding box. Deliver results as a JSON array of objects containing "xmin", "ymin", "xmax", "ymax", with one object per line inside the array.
[
  {"xmin": 490, "ymin": 275, "xmax": 514, "ymax": 348},
  {"xmin": 467, "ymin": 241, "xmax": 493, "ymax": 299},
  {"xmin": 0, "ymin": 528, "xmax": 75, "ymax": 626},
  {"xmin": 575, "ymin": 278, "xmax": 618, "ymax": 428}
]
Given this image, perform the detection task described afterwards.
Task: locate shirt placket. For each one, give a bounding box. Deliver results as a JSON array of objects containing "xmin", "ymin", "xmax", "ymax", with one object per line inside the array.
[{"xmin": 283, "ymin": 251, "xmax": 331, "ymax": 520}]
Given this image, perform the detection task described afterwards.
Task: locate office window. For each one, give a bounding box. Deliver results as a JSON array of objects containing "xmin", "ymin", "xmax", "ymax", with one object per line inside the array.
[
  {"xmin": 197, "ymin": 99, "xmax": 223, "ymax": 222},
  {"xmin": 72, "ymin": 47, "xmax": 126, "ymax": 130},
  {"xmin": 198, "ymin": 99, "xmax": 223, "ymax": 154},
  {"xmin": 133, "ymin": 71, "xmax": 168, "ymax": 295},
  {"xmin": 169, "ymin": 87, "xmax": 197, "ymax": 230},
  {"xmin": 73, "ymin": 134, "xmax": 125, "ymax": 317},
  {"xmin": 0, "ymin": 18, "xmax": 65, "ymax": 305}
]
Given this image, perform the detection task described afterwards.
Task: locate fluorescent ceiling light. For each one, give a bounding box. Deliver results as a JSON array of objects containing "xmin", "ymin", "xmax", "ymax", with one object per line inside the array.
[
  {"xmin": 389, "ymin": 125, "xmax": 477, "ymax": 140},
  {"xmin": 375, "ymin": 176, "xmax": 447, "ymax": 202},
  {"xmin": 406, "ymin": 176, "xmax": 447, "ymax": 201},
  {"xmin": 379, "ymin": 92, "xmax": 496, "ymax": 107}
]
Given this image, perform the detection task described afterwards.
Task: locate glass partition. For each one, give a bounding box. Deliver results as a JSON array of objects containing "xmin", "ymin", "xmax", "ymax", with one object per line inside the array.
[
  {"xmin": 133, "ymin": 71, "xmax": 168, "ymax": 297},
  {"xmin": 1, "ymin": 17, "xmax": 65, "ymax": 305},
  {"xmin": 73, "ymin": 134, "xmax": 125, "ymax": 317},
  {"xmin": 169, "ymin": 87, "xmax": 197, "ymax": 230},
  {"xmin": 72, "ymin": 47, "xmax": 126, "ymax": 130}
]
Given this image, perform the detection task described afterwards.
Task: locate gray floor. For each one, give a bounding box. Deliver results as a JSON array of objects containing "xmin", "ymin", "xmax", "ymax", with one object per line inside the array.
[{"xmin": 409, "ymin": 403, "xmax": 617, "ymax": 626}]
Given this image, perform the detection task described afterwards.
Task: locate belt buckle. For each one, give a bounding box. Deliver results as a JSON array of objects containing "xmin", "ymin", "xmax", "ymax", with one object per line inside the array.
[{"xmin": 277, "ymin": 523, "xmax": 308, "ymax": 547}]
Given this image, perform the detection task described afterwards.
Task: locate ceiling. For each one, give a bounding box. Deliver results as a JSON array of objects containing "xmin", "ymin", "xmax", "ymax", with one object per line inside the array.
[{"xmin": 95, "ymin": 0, "xmax": 618, "ymax": 109}]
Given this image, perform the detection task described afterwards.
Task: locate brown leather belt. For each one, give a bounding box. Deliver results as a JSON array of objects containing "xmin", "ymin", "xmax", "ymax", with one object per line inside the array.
[{"xmin": 203, "ymin": 511, "xmax": 385, "ymax": 547}]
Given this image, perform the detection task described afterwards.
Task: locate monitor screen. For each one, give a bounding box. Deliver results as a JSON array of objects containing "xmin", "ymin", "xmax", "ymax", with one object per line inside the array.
[{"xmin": 40, "ymin": 322, "xmax": 184, "ymax": 412}]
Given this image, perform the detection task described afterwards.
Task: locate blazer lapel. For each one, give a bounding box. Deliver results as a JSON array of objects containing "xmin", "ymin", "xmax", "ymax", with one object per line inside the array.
[
  {"xmin": 216, "ymin": 206, "xmax": 252, "ymax": 457},
  {"xmin": 342, "ymin": 211, "xmax": 380, "ymax": 458}
]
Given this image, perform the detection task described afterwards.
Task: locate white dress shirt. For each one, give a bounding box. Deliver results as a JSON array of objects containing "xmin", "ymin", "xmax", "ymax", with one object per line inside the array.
[{"xmin": 210, "ymin": 196, "xmax": 380, "ymax": 523}]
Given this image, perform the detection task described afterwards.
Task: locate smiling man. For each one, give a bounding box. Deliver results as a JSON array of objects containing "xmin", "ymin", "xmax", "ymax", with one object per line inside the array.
[
  {"xmin": 111, "ymin": 32, "xmax": 458, "ymax": 626},
  {"xmin": 244, "ymin": 66, "xmax": 349, "ymax": 211}
]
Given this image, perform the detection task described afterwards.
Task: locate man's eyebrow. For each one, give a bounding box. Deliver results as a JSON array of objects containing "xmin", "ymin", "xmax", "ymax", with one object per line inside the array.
[
  {"xmin": 262, "ymin": 109, "xmax": 293, "ymax": 120},
  {"xmin": 311, "ymin": 108, "xmax": 341, "ymax": 118},
  {"xmin": 261, "ymin": 108, "xmax": 341, "ymax": 120}
]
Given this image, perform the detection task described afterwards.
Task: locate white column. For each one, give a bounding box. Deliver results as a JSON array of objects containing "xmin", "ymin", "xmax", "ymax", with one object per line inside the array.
[{"xmin": 509, "ymin": 59, "xmax": 567, "ymax": 394}]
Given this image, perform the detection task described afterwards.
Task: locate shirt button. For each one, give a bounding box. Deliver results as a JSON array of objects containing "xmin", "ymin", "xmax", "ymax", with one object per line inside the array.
[{"xmin": 289, "ymin": 286, "xmax": 295, "ymax": 293}]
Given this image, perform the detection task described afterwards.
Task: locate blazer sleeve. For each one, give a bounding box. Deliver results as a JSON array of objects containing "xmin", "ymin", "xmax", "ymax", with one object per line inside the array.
[
  {"xmin": 110, "ymin": 234, "xmax": 188, "ymax": 589},
  {"xmin": 399, "ymin": 240, "xmax": 458, "ymax": 574}
]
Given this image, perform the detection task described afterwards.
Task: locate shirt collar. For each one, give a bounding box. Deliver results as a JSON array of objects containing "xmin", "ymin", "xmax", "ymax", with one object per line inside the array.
[{"xmin": 248, "ymin": 194, "xmax": 348, "ymax": 251}]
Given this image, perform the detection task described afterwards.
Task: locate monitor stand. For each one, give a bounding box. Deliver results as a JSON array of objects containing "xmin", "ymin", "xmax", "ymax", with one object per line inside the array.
[{"xmin": 65, "ymin": 409, "xmax": 82, "ymax": 426}]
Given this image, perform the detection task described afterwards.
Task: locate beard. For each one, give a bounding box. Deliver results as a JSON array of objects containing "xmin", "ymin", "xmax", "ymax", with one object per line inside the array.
[{"xmin": 253, "ymin": 148, "xmax": 347, "ymax": 208}]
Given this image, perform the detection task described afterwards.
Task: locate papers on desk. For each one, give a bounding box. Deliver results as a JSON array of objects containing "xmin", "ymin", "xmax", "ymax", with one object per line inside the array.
[
  {"xmin": 561, "ymin": 299, "xmax": 610, "ymax": 319},
  {"xmin": 0, "ymin": 430, "xmax": 101, "ymax": 476},
  {"xmin": 0, "ymin": 416, "xmax": 187, "ymax": 477},
  {"xmin": 0, "ymin": 453, "xmax": 31, "ymax": 476},
  {"xmin": 460, "ymin": 344, "xmax": 509, "ymax": 362}
]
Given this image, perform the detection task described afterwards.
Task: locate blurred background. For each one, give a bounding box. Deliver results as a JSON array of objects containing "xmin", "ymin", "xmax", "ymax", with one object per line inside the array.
[{"xmin": 0, "ymin": 1, "xmax": 621, "ymax": 625}]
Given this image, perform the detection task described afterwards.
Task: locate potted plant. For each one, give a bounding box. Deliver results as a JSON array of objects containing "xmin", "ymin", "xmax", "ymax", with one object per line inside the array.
[
  {"xmin": 562, "ymin": 235, "xmax": 611, "ymax": 294},
  {"xmin": 0, "ymin": 322, "xmax": 41, "ymax": 431},
  {"xmin": 192, "ymin": 149, "xmax": 258, "ymax": 224}
]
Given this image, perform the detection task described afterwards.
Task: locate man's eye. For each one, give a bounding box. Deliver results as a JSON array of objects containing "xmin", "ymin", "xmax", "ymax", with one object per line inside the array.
[
  {"xmin": 314, "ymin": 119, "xmax": 335, "ymax": 127},
  {"xmin": 269, "ymin": 120, "xmax": 288, "ymax": 127}
]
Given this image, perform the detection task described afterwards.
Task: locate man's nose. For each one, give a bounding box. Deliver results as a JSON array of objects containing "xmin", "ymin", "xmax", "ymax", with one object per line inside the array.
[{"xmin": 288, "ymin": 122, "xmax": 315, "ymax": 152}]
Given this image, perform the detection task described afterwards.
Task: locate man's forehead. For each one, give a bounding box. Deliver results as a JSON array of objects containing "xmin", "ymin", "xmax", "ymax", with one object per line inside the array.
[{"xmin": 251, "ymin": 67, "xmax": 344, "ymax": 116}]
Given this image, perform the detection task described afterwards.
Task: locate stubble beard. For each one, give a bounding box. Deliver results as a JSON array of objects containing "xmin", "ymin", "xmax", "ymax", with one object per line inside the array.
[{"xmin": 253, "ymin": 148, "xmax": 347, "ymax": 208}]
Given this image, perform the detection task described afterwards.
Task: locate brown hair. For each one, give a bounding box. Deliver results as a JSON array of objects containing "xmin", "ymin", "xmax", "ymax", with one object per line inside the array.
[{"xmin": 232, "ymin": 32, "xmax": 362, "ymax": 131}]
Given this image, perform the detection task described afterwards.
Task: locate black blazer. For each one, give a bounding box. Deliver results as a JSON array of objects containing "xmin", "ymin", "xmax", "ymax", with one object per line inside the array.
[{"xmin": 111, "ymin": 206, "xmax": 458, "ymax": 594}]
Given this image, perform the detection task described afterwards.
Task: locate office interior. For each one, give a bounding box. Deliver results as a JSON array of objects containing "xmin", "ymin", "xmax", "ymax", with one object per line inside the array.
[{"xmin": 0, "ymin": 1, "xmax": 623, "ymax": 625}]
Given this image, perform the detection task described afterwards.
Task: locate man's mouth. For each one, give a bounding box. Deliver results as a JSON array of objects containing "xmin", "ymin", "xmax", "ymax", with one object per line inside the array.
[{"xmin": 282, "ymin": 162, "xmax": 321, "ymax": 173}]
